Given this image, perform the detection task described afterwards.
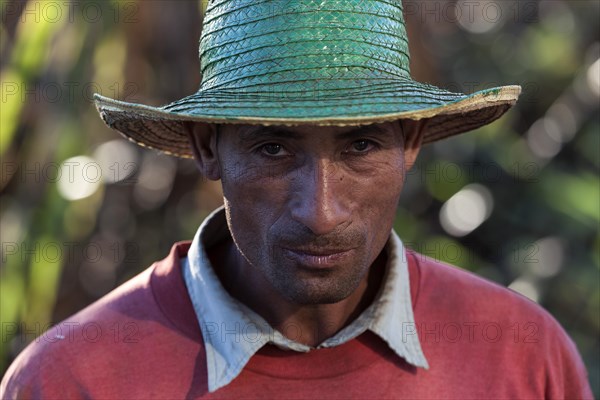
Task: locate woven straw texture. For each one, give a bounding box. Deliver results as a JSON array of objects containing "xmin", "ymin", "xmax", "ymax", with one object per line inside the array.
[{"xmin": 95, "ymin": 0, "xmax": 521, "ymax": 158}]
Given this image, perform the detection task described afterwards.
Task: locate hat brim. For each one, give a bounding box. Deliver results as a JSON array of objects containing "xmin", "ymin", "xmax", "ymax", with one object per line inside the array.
[{"xmin": 94, "ymin": 81, "xmax": 521, "ymax": 158}]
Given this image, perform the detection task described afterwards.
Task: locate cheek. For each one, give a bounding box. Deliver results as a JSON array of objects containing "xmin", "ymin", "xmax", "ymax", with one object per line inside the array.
[
  {"xmin": 354, "ymin": 159, "xmax": 406, "ymax": 243},
  {"xmin": 356, "ymin": 154, "xmax": 405, "ymax": 205},
  {"xmin": 220, "ymin": 161, "xmax": 290, "ymax": 252}
]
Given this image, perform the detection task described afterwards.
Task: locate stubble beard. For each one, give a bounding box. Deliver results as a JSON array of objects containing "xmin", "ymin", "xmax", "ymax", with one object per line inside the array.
[{"xmin": 257, "ymin": 247, "xmax": 372, "ymax": 305}]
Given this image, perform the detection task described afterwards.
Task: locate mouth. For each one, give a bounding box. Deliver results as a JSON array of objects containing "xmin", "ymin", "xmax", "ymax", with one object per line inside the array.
[{"xmin": 281, "ymin": 247, "xmax": 355, "ymax": 269}]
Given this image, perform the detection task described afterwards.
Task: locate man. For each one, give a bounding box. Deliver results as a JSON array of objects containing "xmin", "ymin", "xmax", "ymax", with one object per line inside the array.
[{"xmin": 1, "ymin": 0, "xmax": 592, "ymax": 398}]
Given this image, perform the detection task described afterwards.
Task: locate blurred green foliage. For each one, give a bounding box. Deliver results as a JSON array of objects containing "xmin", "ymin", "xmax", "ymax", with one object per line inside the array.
[{"xmin": 1, "ymin": 0, "xmax": 598, "ymax": 394}]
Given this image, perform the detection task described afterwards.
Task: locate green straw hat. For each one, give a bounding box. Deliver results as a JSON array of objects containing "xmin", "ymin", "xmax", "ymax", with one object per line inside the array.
[{"xmin": 94, "ymin": 0, "xmax": 521, "ymax": 159}]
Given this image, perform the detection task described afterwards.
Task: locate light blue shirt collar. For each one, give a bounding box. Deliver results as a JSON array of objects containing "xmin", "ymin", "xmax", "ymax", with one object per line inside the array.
[{"xmin": 182, "ymin": 207, "xmax": 429, "ymax": 392}]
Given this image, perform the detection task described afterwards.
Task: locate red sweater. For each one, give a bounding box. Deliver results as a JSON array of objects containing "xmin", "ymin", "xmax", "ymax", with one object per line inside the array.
[{"xmin": 1, "ymin": 242, "xmax": 593, "ymax": 399}]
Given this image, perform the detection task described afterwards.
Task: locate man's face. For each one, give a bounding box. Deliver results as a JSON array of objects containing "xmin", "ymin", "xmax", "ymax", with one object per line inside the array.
[{"xmin": 213, "ymin": 121, "xmax": 416, "ymax": 305}]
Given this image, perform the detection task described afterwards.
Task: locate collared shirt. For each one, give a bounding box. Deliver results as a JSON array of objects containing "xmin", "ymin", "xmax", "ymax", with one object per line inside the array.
[{"xmin": 182, "ymin": 207, "xmax": 429, "ymax": 392}]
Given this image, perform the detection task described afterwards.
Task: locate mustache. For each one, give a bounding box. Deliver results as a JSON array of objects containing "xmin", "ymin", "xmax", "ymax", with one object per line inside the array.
[{"xmin": 271, "ymin": 225, "xmax": 366, "ymax": 250}]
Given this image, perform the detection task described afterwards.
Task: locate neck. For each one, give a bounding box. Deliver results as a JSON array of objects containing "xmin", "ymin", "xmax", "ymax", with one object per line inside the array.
[{"xmin": 211, "ymin": 240, "xmax": 386, "ymax": 347}]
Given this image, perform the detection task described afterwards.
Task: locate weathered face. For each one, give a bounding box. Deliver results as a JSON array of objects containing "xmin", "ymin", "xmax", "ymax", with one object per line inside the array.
[{"xmin": 210, "ymin": 121, "xmax": 416, "ymax": 305}]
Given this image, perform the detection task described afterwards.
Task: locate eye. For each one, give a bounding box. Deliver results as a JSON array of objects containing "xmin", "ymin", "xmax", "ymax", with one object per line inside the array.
[
  {"xmin": 347, "ymin": 139, "xmax": 375, "ymax": 154},
  {"xmin": 260, "ymin": 143, "xmax": 289, "ymax": 157}
]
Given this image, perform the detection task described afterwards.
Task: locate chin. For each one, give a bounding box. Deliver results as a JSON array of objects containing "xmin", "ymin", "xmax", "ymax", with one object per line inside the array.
[
  {"xmin": 274, "ymin": 273, "xmax": 364, "ymax": 305},
  {"xmin": 257, "ymin": 250, "xmax": 373, "ymax": 305},
  {"xmin": 284, "ymin": 291, "xmax": 352, "ymax": 306},
  {"xmin": 286, "ymin": 291, "xmax": 349, "ymax": 305}
]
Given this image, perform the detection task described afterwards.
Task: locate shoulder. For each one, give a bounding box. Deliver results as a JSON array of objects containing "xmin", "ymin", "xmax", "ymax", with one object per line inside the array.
[
  {"xmin": 1, "ymin": 242, "xmax": 206, "ymax": 399},
  {"xmin": 408, "ymin": 249, "xmax": 554, "ymax": 323},
  {"xmin": 1, "ymin": 267, "xmax": 153, "ymax": 397},
  {"xmin": 407, "ymin": 248, "xmax": 574, "ymax": 343},
  {"xmin": 407, "ymin": 250, "xmax": 593, "ymax": 399}
]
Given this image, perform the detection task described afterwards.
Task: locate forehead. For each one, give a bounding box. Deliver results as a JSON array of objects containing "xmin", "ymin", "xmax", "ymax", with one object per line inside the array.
[{"xmin": 221, "ymin": 121, "xmax": 403, "ymax": 141}]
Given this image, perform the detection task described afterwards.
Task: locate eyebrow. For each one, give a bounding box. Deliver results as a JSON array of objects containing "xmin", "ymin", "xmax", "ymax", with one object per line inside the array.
[
  {"xmin": 333, "ymin": 124, "xmax": 393, "ymax": 140},
  {"xmin": 238, "ymin": 124, "xmax": 395, "ymax": 143},
  {"xmin": 238, "ymin": 126, "xmax": 303, "ymax": 143}
]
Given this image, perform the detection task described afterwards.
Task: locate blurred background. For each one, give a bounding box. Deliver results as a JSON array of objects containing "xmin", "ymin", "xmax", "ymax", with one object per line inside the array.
[{"xmin": 1, "ymin": 0, "xmax": 598, "ymax": 393}]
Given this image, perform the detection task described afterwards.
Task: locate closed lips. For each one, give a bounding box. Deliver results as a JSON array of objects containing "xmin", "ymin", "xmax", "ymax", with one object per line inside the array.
[{"xmin": 284, "ymin": 247, "xmax": 354, "ymax": 256}]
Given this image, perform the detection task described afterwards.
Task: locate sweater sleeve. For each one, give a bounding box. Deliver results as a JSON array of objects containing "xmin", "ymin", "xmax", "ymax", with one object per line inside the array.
[
  {"xmin": 542, "ymin": 318, "xmax": 594, "ymax": 400},
  {"xmin": 1, "ymin": 333, "xmax": 88, "ymax": 399}
]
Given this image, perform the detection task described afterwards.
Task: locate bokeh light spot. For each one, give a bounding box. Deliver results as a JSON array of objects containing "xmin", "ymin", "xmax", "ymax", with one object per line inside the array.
[
  {"xmin": 93, "ymin": 140, "xmax": 139, "ymax": 184},
  {"xmin": 57, "ymin": 156, "xmax": 102, "ymax": 201},
  {"xmin": 509, "ymin": 277, "xmax": 540, "ymax": 303},
  {"xmin": 526, "ymin": 119, "xmax": 563, "ymax": 159},
  {"xmin": 587, "ymin": 57, "xmax": 600, "ymax": 97},
  {"xmin": 133, "ymin": 153, "xmax": 177, "ymax": 210},
  {"xmin": 456, "ymin": 0, "xmax": 503, "ymax": 34},
  {"xmin": 528, "ymin": 237, "xmax": 564, "ymax": 279},
  {"xmin": 440, "ymin": 184, "xmax": 494, "ymax": 237}
]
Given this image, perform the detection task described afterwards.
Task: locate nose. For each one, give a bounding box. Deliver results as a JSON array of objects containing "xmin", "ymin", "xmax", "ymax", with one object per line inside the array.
[{"xmin": 289, "ymin": 159, "xmax": 351, "ymax": 236}]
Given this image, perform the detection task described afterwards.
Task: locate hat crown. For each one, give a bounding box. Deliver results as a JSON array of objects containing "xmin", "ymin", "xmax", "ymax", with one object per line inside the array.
[
  {"xmin": 199, "ymin": 0, "xmax": 410, "ymax": 92},
  {"xmin": 96, "ymin": 0, "xmax": 520, "ymax": 158}
]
